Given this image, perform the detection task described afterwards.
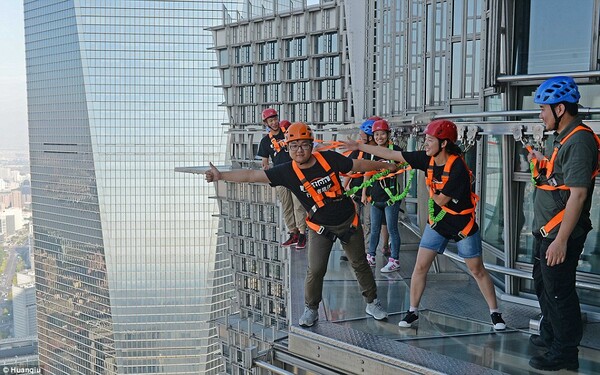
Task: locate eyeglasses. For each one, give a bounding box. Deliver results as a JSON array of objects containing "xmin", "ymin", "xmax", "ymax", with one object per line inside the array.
[{"xmin": 288, "ymin": 143, "xmax": 312, "ymax": 152}]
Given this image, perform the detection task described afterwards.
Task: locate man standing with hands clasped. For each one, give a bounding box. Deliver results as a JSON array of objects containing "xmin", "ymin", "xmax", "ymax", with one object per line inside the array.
[
  {"xmin": 257, "ymin": 108, "xmax": 308, "ymax": 249},
  {"xmin": 527, "ymin": 76, "xmax": 599, "ymax": 371},
  {"xmin": 205, "ymin": 122, "xmax": 397, "ymax": 327}
]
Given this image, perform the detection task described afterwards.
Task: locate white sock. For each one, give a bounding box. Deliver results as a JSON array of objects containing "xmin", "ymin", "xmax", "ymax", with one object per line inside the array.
[
  {"xmin": 490, "ymin": 309, "xmax": 500, "ymax": 314},
  {"xmin": 409, "ymin": 306, "xmax": 418, "ymax": 314}
]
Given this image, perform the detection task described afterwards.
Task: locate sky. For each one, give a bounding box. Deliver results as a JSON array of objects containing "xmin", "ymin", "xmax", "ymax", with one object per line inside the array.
[
  {"xmin": 0, "ymin": 1, "xmax": 322, "ymax": 152},
  {"xmin": 0, "ymin": 1, "xmax": 27, "ymax": 151}
]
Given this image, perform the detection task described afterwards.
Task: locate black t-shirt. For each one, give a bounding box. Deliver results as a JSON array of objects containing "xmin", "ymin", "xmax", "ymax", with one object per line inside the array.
[
  {"xmin": 403, "ymin": 150, "xmax": 479, "ymax": 239},
  {"xmin": 370, "ymin": 144, "xmax": 402, "ymax": 202},
  {"xmin": 347, "ymin": 150, "xmax": 372, "ymax": 192},
  {"xmin": 257, "ymin": 131, "xmax": 291, "ymax": 166},
  {"xmin": 265, "ymin": 151, "xmax": 355, "ymax": 226}
]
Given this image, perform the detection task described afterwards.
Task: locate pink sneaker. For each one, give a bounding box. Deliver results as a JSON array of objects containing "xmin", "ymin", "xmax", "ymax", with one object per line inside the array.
[
  {"xmin": 366, "ymin": 254, "xmax": 376, "ymax": 267},
  {"xmin": 380, "ymin": 258, "xmax": 400, "ymax": 273}
]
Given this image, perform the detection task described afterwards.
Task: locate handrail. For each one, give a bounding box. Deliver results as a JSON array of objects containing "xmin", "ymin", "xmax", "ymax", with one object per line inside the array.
[
  {"xmin": 432, "ymin": 108, "xmax": 600, "ymax": 120},
  {"xmin": 254, "ymin": 360, "xmax": 295, "ymax": 375},
  {"xmin": 442, "ymin": 251, "xmax": 600, "ymax": 292},
  {"xmin": 497, "ymin": 71, "xmax": 600, "ymax": 82}
]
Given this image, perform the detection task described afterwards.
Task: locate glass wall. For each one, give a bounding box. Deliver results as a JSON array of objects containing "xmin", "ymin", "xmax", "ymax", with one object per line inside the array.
[
  {"xmin": 514, "ymin": 0, "xmax": 595, "ymax": 74},
  {"xmin": 25, "ymin": 1, "xmax": 239, "ymax": 373}
]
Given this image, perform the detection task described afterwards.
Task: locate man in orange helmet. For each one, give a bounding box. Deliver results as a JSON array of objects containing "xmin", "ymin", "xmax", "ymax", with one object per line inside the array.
[
  {"xmin": 206, "ymin": 122, "xmax": 396, "ymax": 327},
  {"xmin": 257, "ymin": 108, "xmax": 308, "ymax": 248}
]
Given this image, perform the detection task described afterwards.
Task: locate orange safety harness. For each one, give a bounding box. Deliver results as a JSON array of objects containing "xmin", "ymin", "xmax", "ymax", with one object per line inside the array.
[
  {"xmin": 343, "ymin": 151, "xmax": 364, "ymax": 190},
  {"xmin": 268, "ymin": 131, "xmax": 285, "ymax": 153},
  {"xmin": 426, "ymin": 154, "xmax": 479, "ymax": 239},
  {"xmin": 292, "ymin": 152, "xmax": 359, "ymax": 243},
  {"xmin": 532, "ymin": 125, "xmax": 600, "ymax": 237}
]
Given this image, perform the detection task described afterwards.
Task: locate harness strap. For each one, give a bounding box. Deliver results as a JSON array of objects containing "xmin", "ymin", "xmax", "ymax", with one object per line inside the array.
[
  {"xmin": 269, "ymin": 132, "xmax": 283, "ymax": 153},
  {"xmin": 426, "ymin": 154, "xmax": 478, "ymax": 239},
  {"xmin": 291, "ymin": 152, "xmax": 344, "ymax": 218},
  {"xmin": 305, "ymin": 210, "xmax": 359, "ymax": 244},
  {"xmin": 534, "ymin": 125, "xmax": 600, "ymax": 236}
]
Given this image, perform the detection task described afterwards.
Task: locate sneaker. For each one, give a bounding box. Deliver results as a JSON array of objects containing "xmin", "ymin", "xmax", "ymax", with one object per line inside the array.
[
  {"xmin": 381, "ymin": 243, "xmax": 391, "ymax": 257},
  {"xmin": 398, "ymin": 310, "xmax": 418, "ymax": 328},
  {"xmin": 380, "ymin": 258, "xmax": 400, "ymax": 273},
  {"xmin": 491, "ymin": 312, "xmax": 506, "ymax": 330},
  {"xmin": 366, "ymin": 254, "xmax": 376, "ymax": 267},
  {"xmin": 295, "ymin": 234, "xmax": 307, "ymax": 249},
  {"xmin": 529, "ymin": 352, "xmax": 579, "ymax": 371},
  {"xmin": 298, "ymin": 306, "xmax": 318, "ymax": 327},
  {"xmin": 282, "ymin": 232, "xmax": 299, "ymax": 247},
  {"xmin": 365, "ymin": 298, "xmax": 387, "ymax": 320}
]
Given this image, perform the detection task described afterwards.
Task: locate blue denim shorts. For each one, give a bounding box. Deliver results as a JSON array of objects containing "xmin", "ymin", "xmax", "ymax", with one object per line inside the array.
[{"xmin": 419, "ymin": 224, "xmax": 482, "ymax": 259}]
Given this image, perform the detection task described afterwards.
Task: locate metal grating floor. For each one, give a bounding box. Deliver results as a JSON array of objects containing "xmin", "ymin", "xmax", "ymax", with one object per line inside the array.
[{"xmin": 285, "ymin": 225, "xmax": 600, "ymax": 375}]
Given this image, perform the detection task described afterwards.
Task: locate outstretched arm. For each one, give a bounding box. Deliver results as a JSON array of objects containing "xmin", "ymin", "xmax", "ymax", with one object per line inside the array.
[
  {"xmin": 205, "ymin": 162, "xmax": 270, "ymax": 184},
  {"xmin": 341, "ymin": 139, "xmax": 406, "ymax": 164},
  {"xmin": 351, "ymin": 159, "xmax": 397, "ymax": 173}
]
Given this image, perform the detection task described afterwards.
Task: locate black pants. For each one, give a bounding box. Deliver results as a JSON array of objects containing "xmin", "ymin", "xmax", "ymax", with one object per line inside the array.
[{"xmin": 532, "ymin": 232, "xmax": 587, "ymax": 359}]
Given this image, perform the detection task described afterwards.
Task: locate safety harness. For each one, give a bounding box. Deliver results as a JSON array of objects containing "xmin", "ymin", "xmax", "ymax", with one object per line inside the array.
[
  {"xmin": 426, "ymin": 154, "xmax": 479, "ymax": 239},
  {"xmin": 268, "ymin": 131, "xmax": 285, "ymax": 153},
  {"xmin": 376, "ymin": 144, "xmax": 403, "ymax": 206},
  {"xmin": 531, "ymin": 125, "xmax": 600, "ymax": 237},
  {"xmin": 292, "ymin": 152, "xmax": 359, "ymax": 243}
]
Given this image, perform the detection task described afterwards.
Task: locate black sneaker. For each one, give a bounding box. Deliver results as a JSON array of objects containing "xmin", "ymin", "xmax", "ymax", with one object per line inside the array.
[
  {"xmin": 529, "ymin": 352, "xmax": 579, "ymax": 371},
  {"xmin": 295, "ymin": 234, "xmax": 307, "ymax": 249},
  {"xmin": 491, "ymin": 312, "xmax": 506, "ymax": 330},
  {"xmin": 398, "ymin": 310, "xmax": 418, "ymax": 328}
]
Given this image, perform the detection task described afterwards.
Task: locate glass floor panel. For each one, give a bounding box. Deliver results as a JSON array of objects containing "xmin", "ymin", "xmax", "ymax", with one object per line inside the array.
[{"xmin": 302, "ymin": 247, "xmax": 600, "ymax": 374}]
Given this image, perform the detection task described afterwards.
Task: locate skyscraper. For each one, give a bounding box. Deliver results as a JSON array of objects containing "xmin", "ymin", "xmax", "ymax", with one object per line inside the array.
[
  {"xmin": 12, "ymin": 271, "xmax": 37, "ymax": 338},
  {"xmin": 24, "ymin": 1, "xmax": 247, "ymax": 373}
]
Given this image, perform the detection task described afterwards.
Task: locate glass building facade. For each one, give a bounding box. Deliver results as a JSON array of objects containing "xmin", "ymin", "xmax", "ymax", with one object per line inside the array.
[
  {"xmin": 23, "ymin": 1, "xmax": 251, "ymax": 373},
  {"xmin": 209, "ymin": 0, "xmax": 600, "ymax": 373}
]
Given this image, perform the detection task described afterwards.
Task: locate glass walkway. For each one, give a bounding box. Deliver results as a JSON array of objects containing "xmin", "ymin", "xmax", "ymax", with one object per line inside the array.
[{"xmin": 278, "ymin": 225, "xmax": 600, "ymax": 375}]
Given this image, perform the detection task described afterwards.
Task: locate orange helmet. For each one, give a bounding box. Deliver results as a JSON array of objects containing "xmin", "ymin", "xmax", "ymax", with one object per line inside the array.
[
  {"xmin": 372, "ymin": 119, "xmax": 390, "ymax": 132},
  {"xmin": 262, "ymin": 108, "xmax": 278, "ymax": 121},
  {"xmin": 280, "ymin": 120, "xmax": 292, "ymax": 130},
  {"xmin": 285, "ymin": 122, "xmax": 314, "ymax": 144},
  {"xmin": 424, "ymin": 119, "xmax": 458, "ymax": 143}
]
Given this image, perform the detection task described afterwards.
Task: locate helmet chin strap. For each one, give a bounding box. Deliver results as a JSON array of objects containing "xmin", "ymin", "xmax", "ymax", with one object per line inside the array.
[{"xmin": 550, "ymin": 104, "xmax": 563, "ymax": 131}]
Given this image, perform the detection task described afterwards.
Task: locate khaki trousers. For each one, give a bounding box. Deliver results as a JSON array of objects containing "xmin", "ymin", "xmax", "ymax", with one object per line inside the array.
[
  {"xmin": 305, "ymin": 213, "xmax": 378, "ymax": 309},
  {"xmin": 276, "ymin": 185, "xmax": 306, "ymax": 233}
]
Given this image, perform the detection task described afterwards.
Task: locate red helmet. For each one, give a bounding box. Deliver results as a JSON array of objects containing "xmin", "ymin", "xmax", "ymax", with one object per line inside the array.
[
  {"xmin": 262, "ymin": 108, "xmax": 278, "ymax": 121},
  {"xmin": 372, "ymin": 119, "xmax": 390, "ymax": 132},
  {"xmin": 368, "ymin": 116, "xmax": 383, "ymax": 121},
  {"xmin": 424, "ymin": 119, "xmax": 457, "ymax": 143},
  {"xmin": 285, "ymin": 122, "xmax": 314, "ymax": 143},
  {"xmin": 280, "ymin": 120, "xmax": 292, "ymax": 130}
]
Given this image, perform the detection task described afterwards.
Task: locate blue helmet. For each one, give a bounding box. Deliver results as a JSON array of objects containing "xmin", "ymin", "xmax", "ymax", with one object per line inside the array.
[
  {"xmin": 534, "ymin": 76, "xmax": 580, "ymax": 105},
  {"xmin": 359, "ymin": 119, "xmax": 375, "ymax": 136}
]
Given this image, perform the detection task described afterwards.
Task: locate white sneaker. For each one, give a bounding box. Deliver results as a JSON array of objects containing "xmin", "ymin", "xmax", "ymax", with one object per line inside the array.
[
  {"xmin": 380, "ymin": 258, "xmax": 400, "ymax": 273},
  {"xmin": 366, "ymin": 254, "xmax": 376, "ymax": 267},
  {"xmin": 299, "ymin": 306, "xmax": 318, "ymax": 327},
  {"xmin": 365, "ymin": 298, "xmax": 388, "ymax": 320}
]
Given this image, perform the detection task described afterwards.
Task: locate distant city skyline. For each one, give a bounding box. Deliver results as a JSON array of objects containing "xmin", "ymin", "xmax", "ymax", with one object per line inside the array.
[{"xmin": 0, "ymin": 1, "xmax": 28, "ymax": 151}]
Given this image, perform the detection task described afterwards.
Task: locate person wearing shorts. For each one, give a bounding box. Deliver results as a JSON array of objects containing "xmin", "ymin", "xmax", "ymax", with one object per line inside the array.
[{"xmin": 342, "ymin": 119, "xmax": 507, "ymax": 331}]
